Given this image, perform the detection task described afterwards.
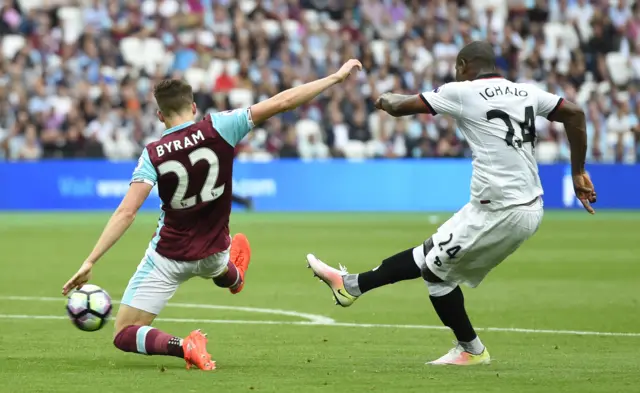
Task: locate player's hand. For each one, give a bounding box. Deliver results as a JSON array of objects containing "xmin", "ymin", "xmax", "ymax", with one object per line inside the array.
[
  {"xmin": 334, "ymin": 59, "xmax": 363, "ymax": 82},
  {"xmin": 62, "ymin": 261, "xmax": 94, "ymax": 296},
  {"xmin": 572, "ymin": 172, "xmax": 597, "ymax": 214},
  {"xmin": 374, "ymin": 93, "xmax": 392, "ymax": 110}
]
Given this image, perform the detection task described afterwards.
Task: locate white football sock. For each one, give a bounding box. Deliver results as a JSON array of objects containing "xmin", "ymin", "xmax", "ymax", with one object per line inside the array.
[
  {"xmin": 342, "ymin": 274, "xmax": 361, "ymax": 296},
  {"xmin": 459, "ymin": 337, "xmax": 485, "ymax": 355}
]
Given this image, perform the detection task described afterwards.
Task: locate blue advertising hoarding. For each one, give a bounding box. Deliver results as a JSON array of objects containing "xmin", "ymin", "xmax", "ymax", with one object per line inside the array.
[{"xmin": 0, "ymin": 160, "xmax": 636, "ymax": 211}]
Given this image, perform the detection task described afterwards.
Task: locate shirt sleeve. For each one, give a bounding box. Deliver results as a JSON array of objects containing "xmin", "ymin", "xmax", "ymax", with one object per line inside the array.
[
  {"xmin": 131, "ymin": 148, "xmax": 157, "ymax": 186},
  {"xmin": 535, "ymin": 88, "xmax": 564, "ymax": 120},
  {"xmin": 209, "ymin": 108, "xmax": 255, "ymax": 147},
  {"xmin": 419, "ymin": 83, "xmax": 463, "ymax": 117}
]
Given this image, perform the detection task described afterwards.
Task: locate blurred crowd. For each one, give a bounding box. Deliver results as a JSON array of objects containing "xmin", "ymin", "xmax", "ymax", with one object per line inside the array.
[{"xmin": 0, "ymin": 0, "xmax": 639, "ymax": 163}]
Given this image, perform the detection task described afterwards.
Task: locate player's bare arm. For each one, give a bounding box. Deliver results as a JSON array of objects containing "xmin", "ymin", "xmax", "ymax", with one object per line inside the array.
[
  {"xmin": 374, "ymin": 93, "xmax": 432, "ymax": 117},
  {"xmin": 549, "ymin": 99, "xmax": 597, "ymax": 214},
  {"xmin": 62, "ymin": 182, "xmax": 153, "ymax": 295},
  {"xmin": 250, "ymin": 59, "xmax": 362, "ymax": 125}
]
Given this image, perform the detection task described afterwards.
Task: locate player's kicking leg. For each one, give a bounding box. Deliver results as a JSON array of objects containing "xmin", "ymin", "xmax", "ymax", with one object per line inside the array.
[
  {"xmin": 113, "ymin": 251, "xmax": 215, "ymax": 370},
  {"xmin": 308, "ymin": 202, "xmax": 542, "ymax": 366},
  {"xmin": 306, "ymin": 246, "xmax": 422, "ymax": 307},
  {"xmin": 306, "ymin": 244, "xmax": 489, "ymax": 366}
]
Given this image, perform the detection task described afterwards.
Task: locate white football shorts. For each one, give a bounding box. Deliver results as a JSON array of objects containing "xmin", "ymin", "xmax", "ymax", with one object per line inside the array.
[
  {"xmin": 413, "ymin": 198, "xmax": 544, "ymax": 288},
  {"xmin": 121, "ymin": 247, "xmax": 230, "ymax": 315}
]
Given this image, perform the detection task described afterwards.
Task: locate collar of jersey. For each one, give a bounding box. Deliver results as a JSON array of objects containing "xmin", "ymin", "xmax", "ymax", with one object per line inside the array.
[
  {"xmin": 162, "ymin": 120, "xmax": 196, "ymax": 136},
  {"xmin": 473, "ymin": 72, "xmax": 503, "ymax": 80}
]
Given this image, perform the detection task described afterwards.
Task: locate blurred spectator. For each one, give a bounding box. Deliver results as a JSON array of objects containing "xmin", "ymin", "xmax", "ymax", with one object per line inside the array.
[
  {"xmin": 18, "ymin": 125, "xmax": 42, "ymax": 160},
  {"xmin": 279, "ymin": 125, "xmax": 300, "ymax": 158},
  {"xmin": 606, "ymin": 100, "xmax": 636, "ymax": 162},
  {"xmin": 0, "ymin": 0, "xmax": 639, "ymax": 163}
]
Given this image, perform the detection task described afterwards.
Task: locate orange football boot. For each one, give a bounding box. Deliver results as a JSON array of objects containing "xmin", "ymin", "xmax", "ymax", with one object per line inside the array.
[
  {"xmin": 182, "ymin": 329, "xmax": 215, "ymax": 370},
  {"xmin": 229, "ymin": 233, "xmax": 251, "ymax": 294}
]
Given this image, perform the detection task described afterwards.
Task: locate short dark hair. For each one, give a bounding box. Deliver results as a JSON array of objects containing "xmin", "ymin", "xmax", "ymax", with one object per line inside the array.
[
  {"xmin": 153, "ymin": 79, "xmax": 194, "ymax": 116},
  {"xmin": 457, "ymin": 41, "xmax": 496, "ymax": 70}
]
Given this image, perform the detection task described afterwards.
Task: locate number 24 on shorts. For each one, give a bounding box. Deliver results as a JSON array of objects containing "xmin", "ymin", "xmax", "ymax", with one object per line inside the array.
[{"xmin": 433, "ymin": 233, "xmax": 461, "ymax": 267}]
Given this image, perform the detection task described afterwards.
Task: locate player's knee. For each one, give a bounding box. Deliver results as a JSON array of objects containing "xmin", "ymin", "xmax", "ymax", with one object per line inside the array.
[
  {"xmin": 422, "ymin": 264, "xmax": 458, "ymax": 296},
  {"xmin": 112, "ymin": 322, "xmax": 134, "ymax": 349},
  {"xmin": 422, "ymin": 264, "xmax": 443, "ymax": 283},
  {"xmin": 112, "ymin": 324, "xmax": 144, "ymax": 353},
  {"xmin": 426, "ymin": 280, "xmax": 458, "ymax": 297},
  {"xmin": 113, "ymin": 319, "xmax": 129, "ymax": 340},
  {"xmin": 113, "ymin": 327, "xmax": 124, "ymax": 346},
  {"xmin": 113, "ymin": 308, "xmax": 130, "ymax": 338},
  {"xmin": 112, "ymin": 304, "xmax": 156, "ymax": 339}
]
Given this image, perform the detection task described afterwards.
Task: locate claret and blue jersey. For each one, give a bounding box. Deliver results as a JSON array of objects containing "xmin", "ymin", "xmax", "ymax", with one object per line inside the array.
[{"xmin": 131, "ymin": 109, "xmax": 254, "ymax": 261}]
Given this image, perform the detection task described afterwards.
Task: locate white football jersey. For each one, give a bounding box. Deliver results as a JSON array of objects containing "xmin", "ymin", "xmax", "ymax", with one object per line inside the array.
[{"xmin": 420, "ymin": 74, "xmax": 563, "ymax": 209}]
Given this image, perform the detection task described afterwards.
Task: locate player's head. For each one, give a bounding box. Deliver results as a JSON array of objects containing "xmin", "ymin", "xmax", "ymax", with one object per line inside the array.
[
  {"xmin": 455, "ymin": 41, "xmax": 496, "ymax": 82},
  {"xmin": 153, "ymin": 79, "xmax": 197, "ymax": 124}
]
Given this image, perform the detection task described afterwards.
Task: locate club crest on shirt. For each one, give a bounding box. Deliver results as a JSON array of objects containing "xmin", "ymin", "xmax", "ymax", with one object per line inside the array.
[{"xmin": 135, "ymin": 155, "xmax": 144, "ymax": 171}]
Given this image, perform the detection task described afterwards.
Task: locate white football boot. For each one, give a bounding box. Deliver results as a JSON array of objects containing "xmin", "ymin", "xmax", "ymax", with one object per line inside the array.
[
  {"xmin": 427, "ymin": 343, "xmax": 491, "ymax": 366},
  {"xmin": 306, "ymin": 254, "xmax": 358, "ymax": 307}
]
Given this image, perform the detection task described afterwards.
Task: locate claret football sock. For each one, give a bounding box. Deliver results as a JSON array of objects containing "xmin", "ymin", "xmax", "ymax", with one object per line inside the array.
[
  {"xmin": 212, "ymin": 261, "xmax": 242, "ymax": 290},
  {"xmin": 343, "ymin": 248, "xmax": 422, "ymax": 296},
  {"xmin": 113, "ymin": 325, "xmax": 185, "ymax": 358}
]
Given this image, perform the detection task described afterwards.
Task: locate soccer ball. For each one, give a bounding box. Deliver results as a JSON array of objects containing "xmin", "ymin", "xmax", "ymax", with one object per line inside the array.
[{"xmin": 66, "ymin": 284, "xmax": 112, "ymax": 332}]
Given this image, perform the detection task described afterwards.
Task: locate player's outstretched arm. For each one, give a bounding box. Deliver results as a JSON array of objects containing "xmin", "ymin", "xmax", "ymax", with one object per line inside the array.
[
  {"xmin": 374, "ymin": 93, "xmax": 431, "ymax": 117},
  {"xmin": 62, "ymin": 182, "xmax": 153, "ymax": 295},
  {"xmin": 549, "ymin": 100, "xmax": 597, "ymax": 214},
  {"xmin": 249, "ymin": 59, "xmax": 362, "ymax": 125}
]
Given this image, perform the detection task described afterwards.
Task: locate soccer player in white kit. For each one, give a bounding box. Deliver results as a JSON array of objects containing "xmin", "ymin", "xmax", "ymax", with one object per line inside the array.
[{"xmin": 306, "ymin": 41, "xmax": 597, "ymax": 366}]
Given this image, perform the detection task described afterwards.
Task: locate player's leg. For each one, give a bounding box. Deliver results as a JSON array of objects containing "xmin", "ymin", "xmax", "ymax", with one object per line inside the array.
[
  {"xmin": 207, "ymin": 234, "xmax": 252, "ymax": 294},
  {"xmin": 232, "ymin": 194, "xmax": 254, "ymax": 210},
  {"xmin": 306, "ymin": 246, "xmax": 423, "ymax": 306},
  {"xmin": 113, "ymin": 305, "xmax": 184, "ymax": 358},
  {"xmin": 422, "ymin": 202, "xmax": 543, "ymax": 365},
  {"xmin": 422, "ymin": 262, "xmax": 490, "ymax": 365},
  {"xmin": 305, "ymin": 209, "xmax": 471, "ymax": 306},
  {"xmin": 414, "ymin": 204, "xmax": 494, "ymax": 365},
  {"xmin": 113, "ymin": 251, "xmax": 214, "ymax": 370}
]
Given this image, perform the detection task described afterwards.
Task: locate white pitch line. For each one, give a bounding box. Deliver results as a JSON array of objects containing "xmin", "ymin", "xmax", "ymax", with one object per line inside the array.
[
  {"xmin": 166, "ymin": 301, "xmax": 335, "ymax": 324},
  {"xmin": 1, "ymin": 314, "xmax": 639, "ymax": 338},
  {"xmin": 0, "ymin": 295, "xmax": 335, "ymax": 324},
  {"xmin": 0, "ymin": 314, "xmax": 299, "ymax": 325},
  {"xmin": 2, "ymin": 296, "xmax": 640, "ymax": 338},
  {"xmin": 326, "ymin": 322, "xmax": 640, "ymax": 337}
]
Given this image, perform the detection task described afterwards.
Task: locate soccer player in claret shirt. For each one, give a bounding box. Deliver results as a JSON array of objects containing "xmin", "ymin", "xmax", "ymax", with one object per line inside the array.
[
  {"xmin": 62, "ymin": 59, "xmax": 363, "ymax": 370},
  {"xmin": 306, "ymin": 41, "xmax": 597, "ymax": 366}
]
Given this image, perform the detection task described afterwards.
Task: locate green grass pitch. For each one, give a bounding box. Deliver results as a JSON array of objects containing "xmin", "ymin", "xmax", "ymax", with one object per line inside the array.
[{"xmin": 0, "ymin": 211, "xmax": 639, "ymax": 393}]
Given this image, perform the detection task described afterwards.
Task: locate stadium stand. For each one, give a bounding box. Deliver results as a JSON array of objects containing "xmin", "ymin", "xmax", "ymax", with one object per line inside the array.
[{"xmin": 0, "ymin": 0, "xmax": 639, "ymax": 162}]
